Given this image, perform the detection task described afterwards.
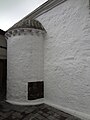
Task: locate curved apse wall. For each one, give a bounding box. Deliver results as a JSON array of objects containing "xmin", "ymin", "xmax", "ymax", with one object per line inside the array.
[{"xmin": 5, "ymin": 19, "xmax": 46, "ymax": 105}]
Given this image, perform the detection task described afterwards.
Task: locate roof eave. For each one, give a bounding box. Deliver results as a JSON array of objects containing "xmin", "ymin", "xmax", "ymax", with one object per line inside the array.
[{"xmin": 9, "ymin": 0, "xmax": 67, "ymax": 30}]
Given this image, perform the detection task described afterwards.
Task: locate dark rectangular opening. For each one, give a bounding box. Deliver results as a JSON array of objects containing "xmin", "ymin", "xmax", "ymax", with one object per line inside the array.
[
  {"xmin": 0, "ymin": 59, "xmax": 7, "ymax": 101},
  {"xmin": 28, "ymin": 81, "xmax": 44, "ymax": 100}
]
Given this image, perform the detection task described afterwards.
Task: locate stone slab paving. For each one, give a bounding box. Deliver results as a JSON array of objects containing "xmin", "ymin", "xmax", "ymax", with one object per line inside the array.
[{"xmin": 0, "ymin": 101, "xmax": 82, "ymax": 120}]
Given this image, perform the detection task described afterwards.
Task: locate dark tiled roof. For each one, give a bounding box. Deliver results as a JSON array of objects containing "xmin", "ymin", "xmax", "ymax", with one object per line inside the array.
[
  {"xmin": 9, "ymin": 19, "xmax": 46, "ymax": 31},
  {"xmin": 0, "ymin": 29, "xmax": 5, "ymax": 35}
]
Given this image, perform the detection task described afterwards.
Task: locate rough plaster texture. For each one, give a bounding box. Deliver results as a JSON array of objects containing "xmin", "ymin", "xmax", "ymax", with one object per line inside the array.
[
  {"xmin": 37, "ymin": 0, "xmax": 90, "ymax": 115},
  {"xmin": 0, "ymin": 35, "xmax": 7, "ymax": 59},
  {"xmin": 7, "ymin": 29, "xmax": 44, "ymax": 103}
]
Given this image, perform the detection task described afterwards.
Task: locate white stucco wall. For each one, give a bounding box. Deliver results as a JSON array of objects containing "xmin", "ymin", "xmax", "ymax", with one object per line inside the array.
[
  {"xmin": 0, "ymin": 35, "xmax": 7, "ymax": 59},
  {"xmin": 37, "ymin": 0, "xmax": 90, "ymax": 115},
  {"xmin": 6, "ymin": 29, "xmax": 44, "ymax": 104}
]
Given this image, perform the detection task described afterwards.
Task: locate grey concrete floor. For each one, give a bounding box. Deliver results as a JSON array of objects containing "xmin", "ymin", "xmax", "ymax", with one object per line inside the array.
[{"xmin": 0, "ymin": 101, "xmax": 82, "ymax": 120}]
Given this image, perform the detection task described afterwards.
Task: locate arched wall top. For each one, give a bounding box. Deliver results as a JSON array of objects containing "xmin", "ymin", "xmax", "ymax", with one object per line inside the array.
[
  {"xmin": 9, "ymin": 19, "xmax": 46, "ymax": 32},
  {"xmin": 5, "ymin": 19, "xmax": 46, "ymax": 39}
]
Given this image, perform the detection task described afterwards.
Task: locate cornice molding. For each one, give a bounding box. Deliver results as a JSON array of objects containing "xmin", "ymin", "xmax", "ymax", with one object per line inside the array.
[
  {"xmin": 9, "ymin": 0, "xmax": 67, "ymax": 30},
  {"xmin": 5, "ymin": 28, "xmax": 46, "ymax": 39}
]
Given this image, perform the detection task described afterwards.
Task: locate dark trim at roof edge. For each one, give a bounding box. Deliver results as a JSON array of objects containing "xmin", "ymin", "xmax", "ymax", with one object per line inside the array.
[
  {"xmin": 9, "ymin": 0, "xmax": 67, "ymax": 30},
  {"xmin": 0, "ymin": 29, "xmax": 5, "ymax": 35},
  {"xmin": 0, "ymin": 46, "xmax": 7, "ymax": 49}
]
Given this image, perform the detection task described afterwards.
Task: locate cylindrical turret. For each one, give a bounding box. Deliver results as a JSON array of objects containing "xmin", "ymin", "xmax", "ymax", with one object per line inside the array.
[{"xmin": 5, "ymin": 19, "xmax": 46, "ymax": 105}]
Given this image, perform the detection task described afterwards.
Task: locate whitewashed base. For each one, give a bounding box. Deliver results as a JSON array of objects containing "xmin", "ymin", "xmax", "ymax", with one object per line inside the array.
[{"xmin": 6, "ymin": 98, "xmax": 44, "ymax": 106}]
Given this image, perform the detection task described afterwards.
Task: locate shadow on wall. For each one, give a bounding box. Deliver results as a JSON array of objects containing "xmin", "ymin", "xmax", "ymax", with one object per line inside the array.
[{"xmin": 0, "ymin": 29, "xmax": 7, "ymax": 101}]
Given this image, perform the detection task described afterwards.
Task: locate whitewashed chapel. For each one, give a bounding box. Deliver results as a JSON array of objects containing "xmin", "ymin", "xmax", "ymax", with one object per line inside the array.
[{"xmin": 0, "ymin": 0, "xmax": 90, "ymax": 119}]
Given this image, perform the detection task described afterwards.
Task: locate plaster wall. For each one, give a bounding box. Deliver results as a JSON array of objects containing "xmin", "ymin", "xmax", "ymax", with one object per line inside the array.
[
  {"xmin": 37, "ymin": 0, "xmax": 90, "ymax": 114},
  {"xmin": 7, "ymin": 30, "xmax": 44, "ymax": 103},
  {"xmin": 0, "ymin": 35, "xmax": 7, "ymax": 59}
]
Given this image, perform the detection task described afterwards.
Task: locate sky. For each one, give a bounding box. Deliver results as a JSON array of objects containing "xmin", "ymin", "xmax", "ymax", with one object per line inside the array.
[{"xmin": 0, "ymin": 0, "xmax": 47, "ymax": 31}]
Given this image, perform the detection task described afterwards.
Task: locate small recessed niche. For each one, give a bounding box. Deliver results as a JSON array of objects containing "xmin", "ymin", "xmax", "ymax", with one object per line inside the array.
[{"xmin": 28, "ymin": 81, "xmax": 44, "ymax": 100}]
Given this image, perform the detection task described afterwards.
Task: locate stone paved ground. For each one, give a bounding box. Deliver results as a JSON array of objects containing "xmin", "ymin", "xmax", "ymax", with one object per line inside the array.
[{"xmin": 0, "ymin": 101, "xmax": 82, "ymax": 120}]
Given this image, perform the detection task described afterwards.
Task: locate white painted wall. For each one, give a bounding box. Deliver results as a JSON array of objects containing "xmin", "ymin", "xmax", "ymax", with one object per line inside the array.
[
  {"xmin": 37, "ymin": 0, "xmax": 90, "ymax": 115},
  {"xmin": 6, "ymin": 29, "xmax": 44, "ymax": 104},
  {"xmin": 0, "ymin": 35, "xmax": 7, "ymax": 59}
]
